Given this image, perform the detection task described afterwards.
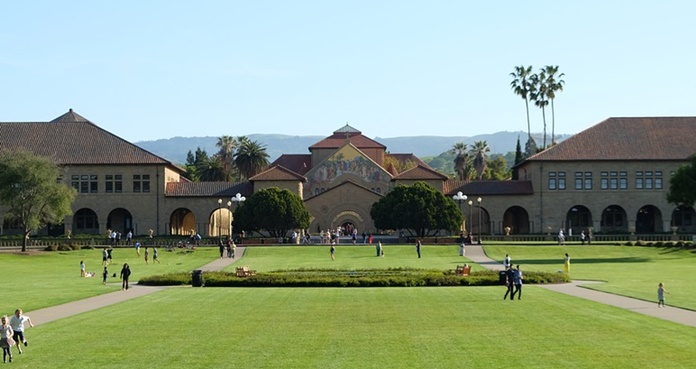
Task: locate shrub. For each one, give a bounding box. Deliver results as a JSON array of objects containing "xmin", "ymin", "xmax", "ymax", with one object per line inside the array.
[{"xmin": 138, "ymin": 268, "xmax": 571, "ymax": 287}]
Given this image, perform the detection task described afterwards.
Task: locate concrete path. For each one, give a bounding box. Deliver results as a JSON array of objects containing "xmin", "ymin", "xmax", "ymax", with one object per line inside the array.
[
  {"xmin": 27, "ymin": 247, "xmax": 246, "ymax": 325},
  {"xmin": 467, "ymin": 245, "xmax": 696, "ymax": 328}
]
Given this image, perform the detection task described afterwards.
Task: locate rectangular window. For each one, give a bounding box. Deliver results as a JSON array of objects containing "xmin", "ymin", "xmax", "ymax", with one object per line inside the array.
[
  {"xmin": 72, "ymin": 174, "xmax": 98, "ymax": 193},
  {"xmin": 558, "ymin": 178, "xmax": 566, "ymax": 190},
  {"xmin": 619, "ymin": 178, "xmax": 627, "ymax": 189},
  {"xmin": 601, "ymin": 171, "xmax": 608, "ymax": 177},
  {"xmin": 549, "ymin": 178, "xmax": 557, "ymax": 190},
  {"xmin": 610, "ymin": 178, "xmax": 618, "ymax": 190},
  {"xmin": 646, "ymin": 178, "xmax": 653, "ymax": 189},
  {"xmin": 601, "ymin": 178, "xmax": 608, "ymax": 190},
  {"xmin": 636, "ymin": 178, "xmax": 643, "ymax": 189},
  {"xmin": 655, "ymin": 178, "xmax": 663, "ymax": 189},
  {"xmin": 585, "ymin": 178, "xmax": 593, "ymax": 189},
  {"xmin": 575, "ymin": 178, "xmax": 583, "ymax": 190},
  {"xmin": 106, "ymin": 174, "xmax": 123, "ymax": 193},
  {"xmin": 133, "ymin": 174, "xmax": 150, "ymax": 193}
]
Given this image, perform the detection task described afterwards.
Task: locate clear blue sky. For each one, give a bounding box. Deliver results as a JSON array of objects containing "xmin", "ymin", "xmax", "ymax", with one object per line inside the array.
[{"xmin": 2, "ymin": 1, "xmax": 695, "ymax": 142}]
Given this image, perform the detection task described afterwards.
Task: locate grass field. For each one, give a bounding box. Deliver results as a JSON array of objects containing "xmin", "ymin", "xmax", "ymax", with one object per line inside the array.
[{"xmin": 2, "ymin": 243, "xmax": 696, "ymax": 368}]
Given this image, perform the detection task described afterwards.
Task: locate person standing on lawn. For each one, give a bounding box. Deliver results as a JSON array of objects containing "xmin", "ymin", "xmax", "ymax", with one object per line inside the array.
[
  {"xmin": 9, "ymin": 309, "xmax": 33, "ymax": 355},
  {"xmin": 657, "ymin": 282, "xmax": 669, "ymax": 307},
  {"xmin": 1, "ymin": 316, "xmax": 14, "ymax": 363},
  {"xmin": 511, "ymin": 265, "xmax": 523, "ymax": 300},
  {"xmin": 102, "ymin": 266, "xmax": 109, "ymax": 285},
  {"xmin": 330, "ymin": 244, "xmax": 336, "ymax": 260},
  {"xmin": 120, "ymin": 263, "xmax": 131, "ymax": 290},
  {"xmin": 80, "ymin": 260, "xmax": 86, "ymax": 277},
  {"xmin": 416, "ymin": 240, "xmax": 422, "ymax": 258},
  {"xmin": 503, "ymin": 265, "xmax": 515, "ymax": 300},
  {"xmin": 564, "ymin": 253, "xmax": 571, "ymax": 274}
]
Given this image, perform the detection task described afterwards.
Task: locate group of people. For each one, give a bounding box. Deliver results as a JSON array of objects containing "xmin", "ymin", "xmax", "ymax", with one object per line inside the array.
[
  {"xmin": 0, "ymin": 309, "xmax": 33, "ymax": 363},
  {"xmin": 219, "ymin": 239, "xmax": 237, "ymax": 258},
  {"xmin": 502, "ymin": 254, "xmax": 524, "ymax": 300},
  {"xmin": 558, "ymin": 228, "xmax": 593, "ymax": 245},
  {"xmin": 107, "ymin": 229, "xmax": 134, "ymax": 246}
]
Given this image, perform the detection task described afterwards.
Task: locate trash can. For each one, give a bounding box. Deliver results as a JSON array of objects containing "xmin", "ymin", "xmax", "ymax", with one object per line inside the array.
[
  {"xmin": 498, "ymin": 270, "xmax": 507, "ymax": 285},
  {"xmin": 192, "ymin": 269, "xmax": 204, "ymax": 287}
]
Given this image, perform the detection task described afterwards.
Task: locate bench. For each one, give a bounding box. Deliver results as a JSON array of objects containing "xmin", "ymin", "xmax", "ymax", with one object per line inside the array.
[
  {"xmin": 236, "ymin": 266, "xmax": 257, "ymax": 277},
  {"xmin": 454, "ymin": 264, "xmax": 471, "ymax": 276}
]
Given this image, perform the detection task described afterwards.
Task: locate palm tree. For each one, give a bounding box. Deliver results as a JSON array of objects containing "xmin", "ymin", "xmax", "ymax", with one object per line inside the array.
[
  {"xmin": 451, "ymin": 142, "xmax": 470, "ymax": 180},
  {"xmin": 543, "ymin": 65, "xmax": 565, "ymax": 146},
  {"xmin": 196, "ymin": 155, "xmax": 225, "ymax": 181},
  {"xmin": 530, "ymin": 70, "xmax": 549, "ymax": 149},
  {"xmin": 470, "ymin": 140, "xmax": 490, "ymax": 180},
  {"xmin": 510, "ymin": 66, "xmax": 535, "ymax": 153},
  {"xmin": 234, "ymin": 139, "xmax": 270, "ymax": 180},
  {"xmin": 216, "ymin": 135, "xmax": 238, "ymax": 182}
]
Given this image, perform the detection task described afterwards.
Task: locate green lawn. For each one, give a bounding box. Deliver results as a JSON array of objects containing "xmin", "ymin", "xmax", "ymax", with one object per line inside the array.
[
  {"xmin": 484, "ymin": 245, "xmax": 696, "ymax": 310},
  {"xmin": 14, "ymin": 287, "xmax": 696, "ymax": 369},
  {"xmin": 0, "ymin": 246, "xmax": 220, "ymax": 312}
]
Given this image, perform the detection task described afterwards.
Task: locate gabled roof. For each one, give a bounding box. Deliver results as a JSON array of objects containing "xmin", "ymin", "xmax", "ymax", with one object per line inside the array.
[
  {"xmin": 305, "ymin": 179, "xmax": 383, "ymax": 201},
  {"xmin": 527, "ymin": 117, "xmax": 696, "ymax": 162},
  {"xmin": 249, "ymin": 165, "xmax": 306, "ymax": 182},
  {"xmin": 269, "ymin": 154, "xmax": 312, "ymax": 175},
  {"xmin": 0, "ymin": 109, "xmax": 177, "ymax": 167},
  {"xmin": 385, "ymin": 153, "xmax": 430, "ymax": 169},
  {"xmin": 165, "ymin": 181, "xmax": 251, "ymax": 197},
  {"xmin": 393, "ymin": 164, "xmax": 448, "ymax": 180},
  {"xmin": 309, "ymin": 125, "xmax": 386, "ymax": 150},
  {"xmin": 444, "ymin": 180, "xmax": 534, "ymax": 196}
]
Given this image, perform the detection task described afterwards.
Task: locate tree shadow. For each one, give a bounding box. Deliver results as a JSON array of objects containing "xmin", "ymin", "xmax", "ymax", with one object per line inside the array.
[{"xmin": 509, "ymin": 257, "xmax": 650, "ymax": 265}]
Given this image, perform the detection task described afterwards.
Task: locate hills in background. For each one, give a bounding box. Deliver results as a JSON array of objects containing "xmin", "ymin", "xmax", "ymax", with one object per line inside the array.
[{"xmin": 135, "ymin": 131, "xmax": 571, "ymax": 165}]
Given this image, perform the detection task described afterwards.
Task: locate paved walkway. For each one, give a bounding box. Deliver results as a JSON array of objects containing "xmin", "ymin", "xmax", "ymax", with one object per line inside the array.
[
  {"xmin": 28, "ymin": 245, "xmax": 696, "ymax": 328},
  {"xmin": 28, "ymin": 247, "xmax": 246, "ymax": 325},
  {"xmin": 466, "ymin": 245, "xmax": 696, "ymax": 328}
]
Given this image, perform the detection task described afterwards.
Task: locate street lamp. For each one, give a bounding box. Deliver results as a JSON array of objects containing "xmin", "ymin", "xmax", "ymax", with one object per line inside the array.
[
  {"xmin": 477, "ymin": 197, "xmax": 483, "ymax": 245},
  {"xmin": 217, "ymin": 198, "xmax": 223, "ymax": 244},
  {"xmin": 226, "ymin": 200, "xmax": 232, "ymax": 238},
  {"xmin": 467, "ymin": 200, "xmax": 473, "ymax": 243},
  {"xmin": 231, "ymin": 192, "xmax": 246, "ymax": 240},
  {"xmin": 452, "ymin": 191, "xmax": 467, "ymax": 234}
]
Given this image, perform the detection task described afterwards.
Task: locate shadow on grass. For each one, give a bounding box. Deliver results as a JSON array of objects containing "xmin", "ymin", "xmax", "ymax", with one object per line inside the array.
[{"xmin": 511, "ymin": 257, "xmax": 650, "ymax": 265}]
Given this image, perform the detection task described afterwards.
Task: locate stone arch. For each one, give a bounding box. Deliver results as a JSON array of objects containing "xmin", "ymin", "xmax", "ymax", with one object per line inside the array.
[
  {"xmin": 601, "ymin": 205, "xmax": 628, "ymax": 233},
  {"xmin": 502, "ymin": 206, "xmax": 530, "ymax": 234},
  {"xmin": 566, "ymin": 205, "xmax": 592, "ymax": 234},
  {"xmin": 73, "ymin": 208, "xmax": 99, "ymax": 235},
  {"xmin": 671, "ymin": 205, "xmax": 696, "ymax": 233},
  {"xmin": 208, "ymin": 207, "xmax": 233, "ymax": 238},
  {"xmin": 636, "ymin": 205, "xmax": 662, "ymax": 233},
  {"xmin": 170, "ymin": 208, "xmax": 196, "ymax": 236},
  {"xmin": 471, "ymin": 206, "xmax": 491, "ymax": 236},
  {"xmin": 107, "ymin": 208, "xmax": 133, "ymax": 234},
  {"xmin": 330, "ymin": 210, "xmax": 365, "ymax": 235}
]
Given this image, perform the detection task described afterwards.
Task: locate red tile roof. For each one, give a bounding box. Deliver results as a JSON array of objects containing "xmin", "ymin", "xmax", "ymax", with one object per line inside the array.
[
  {"xmin": 528, "ymin": 117, "xmax": 696, "ymax": 161},
  {"xmin": 269, "ymin": 154, "xmax": 312, "ymax": 175},
  {"xmin": 394, "ymin": 165, "xmax": 448, "ymax": 180},
  {"xmin": 0, "ymin": 109, "xmax": 176, "ymax": 167},
  {"xmin": 444, "ymin": 180, "xmax": 534, "ymax": 196},
  {"xmin": 249, "ymin": 165, "xmax": 306, "ymax": 181},
  {"xmin": 165, "ymin": 181, "xmax": 251, "ymax": 197},
  {"xmin": 309, "ymin": 127, "xmax": 386, "ymax": 150}
]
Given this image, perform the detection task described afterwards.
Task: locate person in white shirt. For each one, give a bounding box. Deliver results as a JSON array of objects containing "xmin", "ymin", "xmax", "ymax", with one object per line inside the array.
[{"xmin": 9, "ymin": 309, "xmax": 33, "ymax": 355}]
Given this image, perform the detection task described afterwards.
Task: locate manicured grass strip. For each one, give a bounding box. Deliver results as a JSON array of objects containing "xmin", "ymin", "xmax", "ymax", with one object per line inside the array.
[
  {"xmin": 0, "ymin": 247, "xmax": 220, "ymax": 312},
  {"xmin": 229, "ymin": 245, "xmax": 476, "ymax": 272},
  {"xmin": 20, "ymin": 287, "xmax": 696, "ymax": 369},
  {"xmin": 484, "ymin": 245, "xmax": 696, "ymax": 310}
]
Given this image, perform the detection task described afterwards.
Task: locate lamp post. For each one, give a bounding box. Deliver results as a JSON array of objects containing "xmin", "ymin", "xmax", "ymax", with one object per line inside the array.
[
  {"xmin": 477, "ymin": 197, "xmax": 482, "ymax": 245},
  {"xmin": 467, "ymin": 200, "xmax": 473, "ymax": 242},
  {"xmin": 231, "ymin": 192, "xmax": 246, "ymax": 240},
  {"xmin": 452, "ymin": 191, "xmax": 467, "ymax": 234},
  {"xmin": 226, "ymin": 200, "xmax": 232, "ymax": 238},
  {"xmin": 217, "ymin": 198, "xmax": 223, "ymax": 244}
]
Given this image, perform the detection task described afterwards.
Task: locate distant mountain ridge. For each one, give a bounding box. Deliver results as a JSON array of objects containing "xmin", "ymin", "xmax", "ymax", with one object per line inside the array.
[{"xmin": 135, "ymin": 132, "xmax": 571, "ymax": 164}]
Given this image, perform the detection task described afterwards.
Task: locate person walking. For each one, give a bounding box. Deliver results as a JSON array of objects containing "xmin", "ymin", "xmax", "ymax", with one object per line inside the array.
[
  {"xmin": 144, "ymin": 247, "xmax": 150, "ymax": 265},
  {"xmin": 564, "ymin": 253, "xmax": 571, "ymax": 274},
  {"xmin": 657, "ymin": 282, "xmax": 669, "ymax": 307},
  {"xmin": 102, "ymin": 266, "xmax": 109, "ymax": 285},
  {"xmin": 459, "ymin": 242, "xmax": 465, "ymax": 257},
  {"xmin": 416, "ymin": 240, "xmax": 422, "ymax": 258},
  {"xmin": 511, "ymin": 265, "xmax": 523, "ymax": 300},
  {"xmin": 580, "ymin": 231, "xmax": 586, "ymax": 245},
  {"xmin": 219, "ymin": 241, "xmax": 225, "ymax": 258},
  {"xmin": 9, "ymin": 309, "xmax": 32, "ymax": 355},
  {"xmin": 135, "ymin": 241, "xmax": 141, "ymax": 256},
  {"xmin": 80, "ymin": 260, "xmax": 86, "ymax": 277},
  {"xmin": 153, "ymin": 247, "xmax": 160, "ymax": 264},
  {"xmin": 503, "ymin": 265, "xmax": 515, "ymax": 300},
  {"xmin": 102, "ymin": 248, "xmax": 109, "ymax": 266},
  {"xmin": 107, "ymin": 246, "xmax": 113, "ymax": 264},
  {"xmin": 1, "ymin": 316, "xmax": 14, "ymax": 363},
  {"xmin": 120, "ymin": 263, "xmax": 131, "ymax": 290},
  {"xmin": 231, "ymin": 241, "xmax": 237, "ymax": 259},
  {"xmin": 330, "ymin": 244, "xmax": 336, "ymax": 260},
  {"xmin": 376, "ymin": 241, "xmax": 382, "ymax": 257},
  {"xmin": 503, "ymin": 254, "xmax": 512, "ymax": 270}
]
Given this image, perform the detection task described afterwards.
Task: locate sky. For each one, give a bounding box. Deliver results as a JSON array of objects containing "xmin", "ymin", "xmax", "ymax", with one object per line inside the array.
[{"xmin": 2, "ymin": 1, "xmax": 696, "ymax": 143}]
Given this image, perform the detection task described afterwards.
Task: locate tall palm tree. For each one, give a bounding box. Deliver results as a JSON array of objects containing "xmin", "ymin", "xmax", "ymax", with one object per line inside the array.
[
  {"xmin": 234, "ymin": 139, "xmax": 270, "ymax": 180},
  {"xmin": 470, "ymin": 140, "xmax": 490, "ymax": 180},
  {"xmin": 196, "ymin": 155, "xmax": 225, "ymax": 181},
  {"xmin": 543, "ymin": 65, "xmax": 565, "ymax": 146},
  {"xmin": 530, "ymin": 70, "xmax": 549, "ymax": 149},
  {"xmin": 216, "ymin": 135, "xmax": 238, "ymax": 182},
  {"xmin": 451, "ymin": 142, "xmax": 470, "ymax": 180},
  {"xmin": 510, "ymin": 65, "xmax": 535, "ymax": 152}
]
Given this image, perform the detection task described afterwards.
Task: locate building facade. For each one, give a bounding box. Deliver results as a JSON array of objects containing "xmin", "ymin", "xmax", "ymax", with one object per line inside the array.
[{"xmin": 1, "ymin": 111, "xmax": 694, "ymax": 238}]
